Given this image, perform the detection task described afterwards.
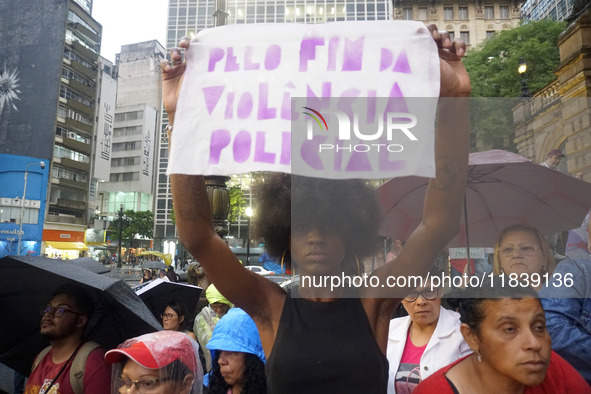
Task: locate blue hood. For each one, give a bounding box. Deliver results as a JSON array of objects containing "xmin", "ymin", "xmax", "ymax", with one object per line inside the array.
[{"xmin": 206, "ymin": 308, "xmax": 266, "ymax": 364}]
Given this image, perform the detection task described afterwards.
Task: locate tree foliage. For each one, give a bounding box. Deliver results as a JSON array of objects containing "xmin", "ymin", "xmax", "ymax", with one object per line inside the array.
[
  {"xmin": 464, "ymin": 20, "xmax": 565, "ymax": 98},
  {"xmin": 228, "ymin": 185, "xmax": 246, "ymax": 223},
  {"xmin": 107, "ymin": 210, "xmax": 154, "ymax": 248},
  {"xmin": 462, "ymin": 20, "xmax": 565, "ymax": 150}
]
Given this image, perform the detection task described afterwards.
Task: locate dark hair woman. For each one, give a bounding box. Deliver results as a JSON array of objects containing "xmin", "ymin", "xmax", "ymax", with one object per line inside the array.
[
  {"xmin": 414, "ymin": 276, "xmax": 590, "ymax": 393},
  {"xmin": 162, "ymin": 299, "xmax": 197, "ymax": 341},
  {"xmin": 163, "ymin": 25, "xmax": 471, "ymax": 392},
  {"xmin": 205, "ymin": 308, "xmax": 266, "ymax": 394}
]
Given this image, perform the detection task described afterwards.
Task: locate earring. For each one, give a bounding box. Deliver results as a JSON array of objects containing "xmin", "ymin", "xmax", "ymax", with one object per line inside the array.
[
  {"xmin": 476, "ymin": 350, "xmax": 482, "ymax": 362},
  {"xmin": 281, "ymin": 249, "xmax": 294, "ymax": 276}
]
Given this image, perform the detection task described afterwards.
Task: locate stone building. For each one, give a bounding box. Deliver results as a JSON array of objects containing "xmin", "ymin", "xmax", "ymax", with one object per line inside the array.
[
  {"xmin": 392, "ymin": 0, "xmax": 524, "ymax": 49},
  {"xmin": 513, "ymin": 6, "xmax": 591, "ymax": 181}
]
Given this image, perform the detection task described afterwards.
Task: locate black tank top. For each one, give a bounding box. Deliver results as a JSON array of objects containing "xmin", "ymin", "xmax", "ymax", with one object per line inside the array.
[{"xmin": 266, "ymin": 291, "xmax": 389, "ymax": 393}]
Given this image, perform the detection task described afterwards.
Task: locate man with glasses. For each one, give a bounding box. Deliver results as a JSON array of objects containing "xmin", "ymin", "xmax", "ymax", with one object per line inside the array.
[{"xmin": 25, "ymin": 284, "xmax": 110, "ymax": 394}]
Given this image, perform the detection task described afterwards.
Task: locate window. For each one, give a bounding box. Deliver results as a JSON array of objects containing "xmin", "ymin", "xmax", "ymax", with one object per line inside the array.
[
  {"xmin": 402, "ymin": 7, "xmax": 413, "ymax": 20},
  {"xmin": 52, "ymin": 165, "xmax": 88, "ymax": 183},
  {"xmin": 499, "ymin": 5, "xmax": 509, "ymax": 19},
  {"xmin": 444, "ymin": 6, "xmax": 454, "ymax": 20},
  {"xmin": 53, "ymin": 145, "xmax": 90, "ymax": 163},
  {"xmin": 486, "ymin": 31, "xmax": 496, "ymax": 39},
  {"xmin": 111, "ymin": 157, "xmax": 140, "ymax": 167},
  {"xmin": 112, "ymin": 142, "xmax": 139, "ymax": 152},
  {"xmin": 67, "ymin": 10, "xmax": 98, "ymax": 35},
  {"xmin": 114, "ymin": 111, "xmax": 144, "ymax": 122},
  {"xmin": 484, "ymin": 6, "xmax": 495, "ymax": 19},
  {"xmin": 458, "ymin": 6, "xmax": 468, "ymax": 20},
  {"xmin": 109, "ymin": 172, "xmax": 139, "ymax": 182},
  {"xmin": 418, "ymin": 7, "xmax": 428, "ymax": 20},
  {"xmin": 449, "ymin": 31, "xmax": 455, "ymax": 40},
  {"xmin": 59, "ymin": 85, "xmax": 93, "ymax": 108},
  {"xmin": 460, "ymin": 31, "xmax": 470, "ymax": 44},
  {"xmin": 114, "ymin": 126, "xmax": 142, "ymax": 137},
  {"xmin": 56, "ymin": 126, "xmax": 90, "ymax": 144},
  {"xmin": 61, "ymin": 67, "xmax": 95, "ymax": 88},
  {"xmin": 57, "ymin": 106, "xmax": 92, "ymax": 126},
  {"xmin": 0, "ymin": 203, "xmax": 39, "ymax": 225}
]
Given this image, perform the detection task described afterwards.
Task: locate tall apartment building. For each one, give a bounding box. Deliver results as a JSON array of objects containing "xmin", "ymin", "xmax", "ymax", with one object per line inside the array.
[
  {"xmin": 97, "ymin": 41, "xmax": 166, "ymax": 224},
  {"xmin": 0, "ymin": 0, "xmax": 102, "ymax": 257},
  {"xmin": 157, "ymin": 0, "xmax": 393, "ymax": 251},
  {"xmin": 521, "ymin": 0, "xmax": 576, "ymax": 21},
  {"xmin": 392, "ymin": 1, "xmax": 524, "ymax": 49}
]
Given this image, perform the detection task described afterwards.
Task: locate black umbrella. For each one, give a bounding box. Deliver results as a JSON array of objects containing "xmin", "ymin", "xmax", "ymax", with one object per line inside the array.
[
  {"xmin": 140, "ymin": 260, "xmax": 168, "ymax": 270},
  {"xmin": 133, "ymin": 278, "xmax": 202, "ymax": 323},
  {"xmin": 69, "ymin": 257, "xmax": 111, "ymax": 274},
  {"xmin": 0, "ymin": 256, "xmax": 162, "ymax": 375}
]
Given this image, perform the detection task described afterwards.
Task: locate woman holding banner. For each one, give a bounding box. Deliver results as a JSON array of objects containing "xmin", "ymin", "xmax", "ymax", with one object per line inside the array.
[{"xmin": 162, "ymin": 24, "xmax": 471, "ymax": 393}]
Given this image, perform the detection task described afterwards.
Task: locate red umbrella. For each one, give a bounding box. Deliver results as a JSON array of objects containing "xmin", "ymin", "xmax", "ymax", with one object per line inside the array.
[{"xmin": 378, "ymin": 149, "xmax": 591, "ymax": 248}]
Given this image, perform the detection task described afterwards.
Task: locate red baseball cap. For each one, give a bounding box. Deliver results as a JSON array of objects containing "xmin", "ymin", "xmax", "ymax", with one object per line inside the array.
[{"xmin": 105, "ymin": 331, "xmax": 198, "ymax": 374}]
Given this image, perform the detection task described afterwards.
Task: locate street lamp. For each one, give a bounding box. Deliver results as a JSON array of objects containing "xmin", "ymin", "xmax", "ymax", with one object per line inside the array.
[
  {"xmin": 245, "ymin": 207, "xmax": 253, "ymax": 266},
  {"xmin": 518, "ymin": 57, "xmax": 531, "ymax": 98},
  {"xmin": 17, "ymin": 161, "xmax": 45, "ymax": 256},
  {"xmin": 117, "ymin": 205, "xmax": 125, "ymax": 268}
]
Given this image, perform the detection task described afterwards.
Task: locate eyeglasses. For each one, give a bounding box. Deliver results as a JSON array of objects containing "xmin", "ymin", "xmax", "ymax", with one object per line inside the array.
[
  {"xmin": 404, "ymin": 289, "xmax": 439, "ymax": 302},
  {"xmin": 161, "ymin": 313, "xmax": 175, "ymax": 320},
  {"xmin": 499, "ymin": 245, "xmax": 539, "ymax": 257},
  {"xmin": 114, "ymin": 377, "xmax": 173, "ymax": 393},
  {"xmin": 40, "ymin": 306, "xmax": 82, "ymax": 318}
]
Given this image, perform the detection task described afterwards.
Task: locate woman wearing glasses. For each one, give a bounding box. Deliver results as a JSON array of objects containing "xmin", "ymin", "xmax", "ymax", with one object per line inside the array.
[
  {"xmin": 493, "ymin": 224, "xmax": 556, "ymax": 291},
  {"xmin": 106, "ymin": 330, "xmax": 203, "ymax": 394},
  {"xmin": 387, "ymin": 279, "xmax": 471, "ymax": 393},
  {"xmin": 162, "ymin": 300, "xmax": 197, "ymax": 341}
]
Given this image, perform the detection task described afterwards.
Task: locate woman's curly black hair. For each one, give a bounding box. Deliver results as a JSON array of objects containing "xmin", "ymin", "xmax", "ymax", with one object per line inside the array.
[
  {"xmin": 206, "ymin": 352, "xmax": 266, "ymax": 394},
  {"xmin": 252, "ymin": 173, "xmax": 381, "ymax": 275}
]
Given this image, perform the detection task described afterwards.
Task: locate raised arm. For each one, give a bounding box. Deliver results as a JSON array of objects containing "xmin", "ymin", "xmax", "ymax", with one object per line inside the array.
[
  {"xmin": 162, "ymin": 41, "xmax": 285, "ymax": 333},
  {"xmin": 370, "ymin": 26, "xmax": 470, "ymax": 297}
]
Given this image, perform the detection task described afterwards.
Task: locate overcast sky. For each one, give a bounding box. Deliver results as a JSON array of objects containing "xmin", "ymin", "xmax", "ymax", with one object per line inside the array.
[{"xmin": 92, "ymin": 0, "xmax": 168, "ymax": 63}]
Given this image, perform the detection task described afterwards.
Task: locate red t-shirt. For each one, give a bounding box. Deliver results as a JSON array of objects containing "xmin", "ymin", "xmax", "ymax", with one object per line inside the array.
[
  {"xmin": 414, "ymin": 351, "xmax": 591, "ymax": 394},
  {"xmin": 24, "ymin": 346, "xmax": 111, "ymax": 394}
]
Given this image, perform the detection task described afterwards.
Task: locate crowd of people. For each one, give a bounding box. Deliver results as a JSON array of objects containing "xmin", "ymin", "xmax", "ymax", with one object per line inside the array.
[{"xmin": 13, "ymin": 23, "xmax": 591, "ymax": 394}]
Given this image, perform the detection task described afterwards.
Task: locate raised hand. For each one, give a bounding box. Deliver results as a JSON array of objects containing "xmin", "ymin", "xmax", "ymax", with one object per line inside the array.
[
  {"xmin": 161, "ymin": 37, "xmax": 191, "ymax": 125},
  {"xmin": 427, "ymin": 25, "xmax": 471, "ymax": 97}
]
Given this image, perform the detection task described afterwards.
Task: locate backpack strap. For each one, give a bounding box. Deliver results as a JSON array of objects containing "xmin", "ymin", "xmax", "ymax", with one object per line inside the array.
[
  {"xmin": 70, "ymin": 341, "xmax": 100, "ymax": 394},
  {"xmin": 31, "ymin": 346, "xmax": 52, "ymax": 373}
]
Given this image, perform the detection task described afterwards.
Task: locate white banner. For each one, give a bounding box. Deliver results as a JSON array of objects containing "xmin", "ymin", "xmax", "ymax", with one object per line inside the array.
[{"xmin": 169, "ymin": 21, "xmax": 440, "ymax": 179}]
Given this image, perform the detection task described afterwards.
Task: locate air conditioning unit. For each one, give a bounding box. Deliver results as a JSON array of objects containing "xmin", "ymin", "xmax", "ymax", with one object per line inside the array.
[
  {"xmin": 0, "ymin": 198, "xmax": 11, "ymax": 205},
  {"xmin": 30, "ymin": 200, "xmax": 41, "ymax": 209}
]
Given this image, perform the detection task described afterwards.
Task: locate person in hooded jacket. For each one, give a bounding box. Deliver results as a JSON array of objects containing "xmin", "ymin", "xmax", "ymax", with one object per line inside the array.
[
  {"xmin": 194, "ymin": 284, "xmax": 233, "ymax": 372},
  {"xmin": 204, "ymin": 308, "xmax": 266, "ymax": 394}
]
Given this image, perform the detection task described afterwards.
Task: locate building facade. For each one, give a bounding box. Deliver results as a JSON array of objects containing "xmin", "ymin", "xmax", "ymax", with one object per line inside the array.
[
  {"xmin": 392, "ymin": 0, "xmax": 523, "ymax": 49},
  {"xmin": 0, "ymin": 0, "xmax": 102, "ymax": 257},
  {"xmin": 97, "ymin": 41, "xmax": 165, "ymax": 220},
  {"xmin": 521, "ymin": 0, "xmax": 576, "ymax": 21},
  {"xmin": 513, "ymin": 8, "xmax": 591, "ymax": 180}
]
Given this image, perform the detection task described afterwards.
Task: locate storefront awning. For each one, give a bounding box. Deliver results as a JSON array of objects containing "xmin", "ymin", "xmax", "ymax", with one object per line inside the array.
[{"xmin": 44, "ymin": 241, "xmax": 89, "ymax": 251}]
